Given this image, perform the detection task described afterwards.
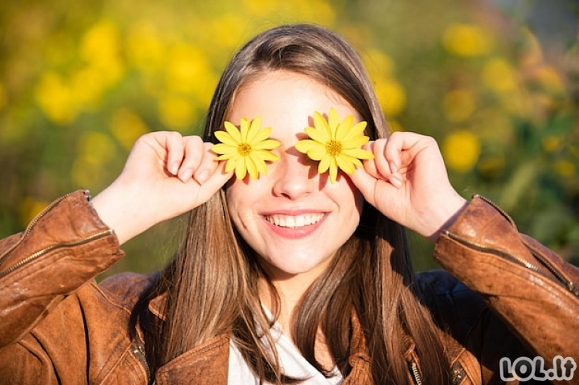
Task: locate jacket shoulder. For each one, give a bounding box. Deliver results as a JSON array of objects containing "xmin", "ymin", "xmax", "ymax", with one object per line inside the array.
[
  {"xmin": 98, "ymin": 271, "xmax": 157, "ymax": 312},
  {"xmin": 415, "ymin": 270, "xmax": 486, "ymax": 344}
]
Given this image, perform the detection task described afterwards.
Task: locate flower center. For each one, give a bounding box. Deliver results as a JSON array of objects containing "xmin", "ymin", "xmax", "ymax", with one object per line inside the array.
[
  {"xmin": 325, "ymin": 140, "xmax": 342, "ymax": 156},
  {"xmin": 238, "ymin": 142, "xmax": 252, "ymax": 156}
]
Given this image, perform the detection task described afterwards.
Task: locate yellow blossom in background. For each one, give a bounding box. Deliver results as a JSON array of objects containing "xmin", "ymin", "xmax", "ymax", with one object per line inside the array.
[
  {"xmin": 72, "ymin": 131, "xmax": 117, "ymax": 188},
  {"xmin": 109, "ymin": 108, "xmax": 150, "ymax": 151},
  {"xmin": 443, "ymin": 89, "xmax": 476, "ymax": 123},
  {"xmin": 388, "ymin": 120, "xmax": 404, "ymax": 133},
  {"xmin": 20, "ymin": 197, "xmax": 50, "ymax": 228},
  {"xmin": 126, "ymin": 21, "xmax": 166, "ymax": 74},
  {"xmin": 70, "ymin": 67, "xmax": 108, "ymax": 111},
  {"xmin": 519, "ymin": 28, "xmax": 543, "ymax": 68},
  {"xmin": 243, "ymin": 0, "xmax": 335, "ymax": 25},
  {"xmin": 363, "ymin": 49, "xmax": 396, "ymax": 78},
  {"xmin": 158, "ymin": 95, "xmax": 196, "ymax": 131},
  {"xmin": 374, "ymin": 77, "xmax": 406, "ymax": 117},
  {"xmin": 34, "ymin": 72, "xmax": 76, "ymax": 124},
  {"xmin": 295, "ymin": 108, "xmax": 374, "ymax": 183},
  {"xmin": 212, "ymin": 117, "xmax": 281, "ymax": 180},
  {"xmin": 442, "ymin": 130, "xmax": 481, "ymax": 172},
  {"xmin": 443, "ymin": 23, "xmax": 492, "ymax": 57},
  {"xmin": 77, "ymin": 131, "xmax": 117, "ymax": 166},
  {"xmin": 165, "ymin": 42, "xmax": 216, "ymax": 106},
  {"xmin": 553, "ymin": 160, "xmax": 575, "ymax": 177},
  {"xmin": 542, "ymin": 135, "xmax": 563, "ymax": 153},
  {"xmin": 530, "ymin": 65, "xmax": 565, "ymax": 95},
  {"xmin": 0, "ymin": 82, "xmax": 6, "ymax": 109},
  {"xmin": 363, "ymin": 49, "xmax": 405, "ymax": 117},
  {"xmin": 482, "ymin": 58, "xmax": 518, "ymax": 93},
  {"xmin": 80, "ymin": 20, "xmax": 124, "ymax": 85},
  {"xmin": 207, "ymin": 14, "xmax": 249, "ymax": 52}
]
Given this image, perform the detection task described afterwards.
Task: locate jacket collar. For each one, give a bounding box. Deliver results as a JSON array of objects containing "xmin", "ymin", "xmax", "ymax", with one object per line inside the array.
[{"xmin": 147, "ymin": 295, "xmax": 386, "ymax": 384}]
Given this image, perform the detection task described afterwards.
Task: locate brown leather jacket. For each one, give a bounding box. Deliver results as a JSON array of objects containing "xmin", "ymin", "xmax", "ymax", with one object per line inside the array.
[{"xmin": 0, "ymin": 190, "xmax": 578, "ymax": 384}]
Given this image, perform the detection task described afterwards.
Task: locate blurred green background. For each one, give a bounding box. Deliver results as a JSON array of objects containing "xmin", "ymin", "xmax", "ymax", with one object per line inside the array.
[{"xmin": 1, "ymin": 0, "xmax": 578, "ymax": 277}]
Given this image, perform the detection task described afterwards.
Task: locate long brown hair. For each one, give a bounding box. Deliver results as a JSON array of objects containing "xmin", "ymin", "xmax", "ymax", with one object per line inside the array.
[{"xmin": 138, "ymin": 24, "xmax": 451, "ymax": 384}]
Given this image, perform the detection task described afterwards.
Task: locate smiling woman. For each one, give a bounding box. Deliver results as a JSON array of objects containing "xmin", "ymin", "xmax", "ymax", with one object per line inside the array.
[{"xmin": 0, "ymin": 24, "xmax": 578, "ymax": 385}]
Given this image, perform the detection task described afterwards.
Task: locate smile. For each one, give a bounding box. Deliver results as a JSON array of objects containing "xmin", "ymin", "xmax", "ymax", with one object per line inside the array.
[{"xmin": 265, "ymin": 213, "xmax": 325, "ymax": 228}]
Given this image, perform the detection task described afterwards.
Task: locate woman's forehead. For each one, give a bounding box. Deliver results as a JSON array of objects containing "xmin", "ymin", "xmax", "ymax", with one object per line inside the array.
[{"xmin": 227, "ymin": 71, "xmax": 360, "ymax": 134}]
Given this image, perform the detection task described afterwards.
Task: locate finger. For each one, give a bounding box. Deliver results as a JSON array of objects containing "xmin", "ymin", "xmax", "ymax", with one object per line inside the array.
[
  {"xmin": 176, "ymin": 136, "xmax": 204, "ymax": 182},
  {"xmin": 195, "ymin": 160, "xmax": 233, "ymax": 203},
  {"xmin": 192, "ymin": 142, "xmax": 222, "ymax": 184},
  {"xmin": 349, "ymin": 166, "xmax": 378, "ymax": 207},
  {"xmin": 162, "ymin": 132, "xmax": 186, "ymax": 175},
  {"xmin": 361, "ymin": 142, "xmax": 380, "ymax": 179},
  {"xmin": 371, "ymin": 139, "xmax": 394, "ymax": 178},
  {"xmin": 383, "ymin": 131, "xmax": 428, "ymax": 172}
]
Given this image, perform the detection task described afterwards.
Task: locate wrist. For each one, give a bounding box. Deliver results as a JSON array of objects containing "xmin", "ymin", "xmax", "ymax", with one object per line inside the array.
[{"xmin": 426, "ymin": 195, "xmax": 468, "ymax": 242}]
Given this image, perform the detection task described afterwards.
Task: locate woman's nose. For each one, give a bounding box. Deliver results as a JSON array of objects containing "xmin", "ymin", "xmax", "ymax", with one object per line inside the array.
[{"xmin": 271, "ymin": 148, "xmax": 317, "ymax": 200}]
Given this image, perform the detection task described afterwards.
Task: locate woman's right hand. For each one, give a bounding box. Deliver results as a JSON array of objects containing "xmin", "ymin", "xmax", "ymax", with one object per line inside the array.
[{"xmin": 91, "ymin": 131, "xmax": 232, "ymax": 244}]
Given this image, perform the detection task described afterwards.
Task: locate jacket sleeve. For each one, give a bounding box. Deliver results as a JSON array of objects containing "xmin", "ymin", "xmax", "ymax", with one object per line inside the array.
[
  {"xmin": 433, "ymin": 195, "xmax": 579, "ymax": 366},
  {"xmin": 0, "ymin": 190, "xmax": 125, "ymax": 348}
]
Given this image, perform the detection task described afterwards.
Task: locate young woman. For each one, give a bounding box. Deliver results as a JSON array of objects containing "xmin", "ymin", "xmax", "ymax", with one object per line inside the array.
[{"xmin": 0, "ymin": 24, "xmax": 577, "ymax": 385}]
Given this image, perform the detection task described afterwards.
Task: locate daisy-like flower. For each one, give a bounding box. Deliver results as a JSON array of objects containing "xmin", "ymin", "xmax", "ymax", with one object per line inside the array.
[
  {"xmin": 212, "ymin": 117, "xmax": 281, "ymax": 180},
  {"xmin": 295, "ymin": 108, "xmax": 374, "ymax": 183}
]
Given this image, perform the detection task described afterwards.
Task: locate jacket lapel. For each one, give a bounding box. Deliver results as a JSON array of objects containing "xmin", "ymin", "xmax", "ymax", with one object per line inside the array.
[{"xmin": 154, "ymin": 334, "xmax": 230, "ymax": 385}]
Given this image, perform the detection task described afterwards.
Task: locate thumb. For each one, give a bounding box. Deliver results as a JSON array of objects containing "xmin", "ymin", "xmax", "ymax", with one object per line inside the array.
[{"xmin": 350, "ymin": 166, "xmax": 379, "ymax": 207}]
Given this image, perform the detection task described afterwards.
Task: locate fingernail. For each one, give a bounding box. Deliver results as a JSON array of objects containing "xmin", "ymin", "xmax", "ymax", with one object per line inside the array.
[
  {"xmin": 390, "ymin": 175, "xmax": 402, "ymax": 188},
  {"xmin": 171, "ymin": 162, "xmax": 180, "ymax": 175},
  {"xmin": 179, "ymin": 168, "xmax": 193, "ymax": 182},
  {"xmin": 195, "ymin": 169, "xmax": 209, "ymax": 184}
]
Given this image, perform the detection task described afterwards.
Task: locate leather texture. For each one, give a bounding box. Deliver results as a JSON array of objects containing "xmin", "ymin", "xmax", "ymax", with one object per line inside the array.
[{"xmin": 0, "ymin": 190, "xmax": 577, "ymax": 384}]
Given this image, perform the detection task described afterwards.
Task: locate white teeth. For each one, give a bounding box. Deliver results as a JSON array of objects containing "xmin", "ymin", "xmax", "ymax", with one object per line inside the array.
[{"xmin": 266, "ymin": 213, "xmax": 324, "ymax": 228}]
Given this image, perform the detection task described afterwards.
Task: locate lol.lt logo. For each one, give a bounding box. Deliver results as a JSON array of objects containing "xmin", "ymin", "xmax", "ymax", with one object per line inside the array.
[{"xmin": 500, "ymin": 356, "xmax": 576, "ymax": 382}]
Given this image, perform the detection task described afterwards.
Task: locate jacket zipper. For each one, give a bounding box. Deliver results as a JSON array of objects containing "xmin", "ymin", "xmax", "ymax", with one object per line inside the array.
[
  {"xmin": 0, "ymin": 190, "xmax": 78, "ymax": 268},
  {"xmin": 133, "ymin": 336, "xmax": 153, "ymax": 384},
  {"xmin": 409, "ymin": 358, "xmax": 423, "ymax": 385},
  {"xmin": 0, "ymin": 229, "xmax": 113, "ymax": 279},
  {"xmin": 444, "ymin": 195, "xmax": 579, "ymax": 297}
]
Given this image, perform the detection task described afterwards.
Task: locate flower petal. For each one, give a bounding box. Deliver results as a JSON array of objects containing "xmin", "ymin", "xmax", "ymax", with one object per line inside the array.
[
  {"xmin": 306, "ymin": 146, "xmax": 326, "ymax": 161},
  {"xmin": 239, "ymin": 118, "xmax": 250, "ymax": 142},
  {"xmin": 252, "ymin": 139, "xmax": 281, "ymax": 150},
  {"xmin": 341, "ymin": 121, "xmax": 368, "ymax": 142},
  {"xmin": 304, "ymin": 126, "xmax": 330, "ymax": 144},
  {"xmin": 211, "ymin": 142, "xmax": 236, "ymax": 155},
  {"xmin": 224, "ymin": 157, "xmax": 238, "ymax": 173},
  {"xmin": 214, "ymin": 131, "xmax": 238, "ymax": 147},
  {"xmin": 336, "ymin": 155, "xmax": 356, "ymax": 175},
  {"xmin": 251, "ymin": 155, "xmax": 268, "ymax": 176},
  {"xmin": 343, "ymin": 148, "xmax": 375, "ymax": 159},
  {"xmin": 341, "ymin": 135, "xmax": 370, "ymax": 149},
  {"xmin": 252, "ymin": 150, "xmax": 279, "ymax": 162},
  {"xmin": 328, "ymin": 159, "xmax": 339, "ymax": 184},
  {"xmin": 295, "ymin": 139, "xmax": 322, "ymax": 154},
  {"xmin": 246, "ymin": 116, "xmax": 261, "ymax": 143},
  {"xmin": 250, "ymin": 126, "xmax": 273, "ymax": 144},
  {"xmin": 224, "ymin": 121, "xmax": 242, "ymax": 143},
  {"xmin": 246, "ymin": 155, "xmax": 258, "ymax": 179},
  {"xmin": 235, "ymin": 157, "xmax": 247, "ymax": 180},
  {"xmin": 327, "ymin": 108, "xmax": 340, "ymax": 138},
  {"xmin": 335, "ymin": 114, "xmax": 354, "ymax": 141},
  {"xmin": 318, "ymin": 155, "xmax": 331, "ymax": 174},
  {"xmin": 313, "ymin": 111, "xmax": 333, "ymax": 139},
  {"xmin": 215, "ymin": 152, "xmax": 238, "ymax": 161}
]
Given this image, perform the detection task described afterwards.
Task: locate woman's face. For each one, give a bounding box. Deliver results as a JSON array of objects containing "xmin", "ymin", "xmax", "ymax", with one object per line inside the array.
[{"xmin": 225, "ymin": 70, "xmax": 364, "ymax": 283}]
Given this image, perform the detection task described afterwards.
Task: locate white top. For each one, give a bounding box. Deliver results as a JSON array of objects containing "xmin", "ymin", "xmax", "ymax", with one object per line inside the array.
[{"xmin": 227, "ymin": 316, "xmax": 343, "ymax": 385}]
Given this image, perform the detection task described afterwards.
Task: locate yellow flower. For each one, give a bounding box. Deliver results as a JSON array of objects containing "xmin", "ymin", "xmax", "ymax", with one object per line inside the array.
[
  {"xmin": 212, "ymin": 117, "xmax": 280, "ymax": 180},
  {"xmin": 295, "ymin": 108, "xmax": 374, "ymax": 183}
]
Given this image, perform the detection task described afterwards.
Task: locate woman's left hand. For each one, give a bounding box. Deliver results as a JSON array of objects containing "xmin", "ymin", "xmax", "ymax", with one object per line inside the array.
[{"xmin": 349, "ymin": 132, "xmax": 467, "ymax": 241}]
